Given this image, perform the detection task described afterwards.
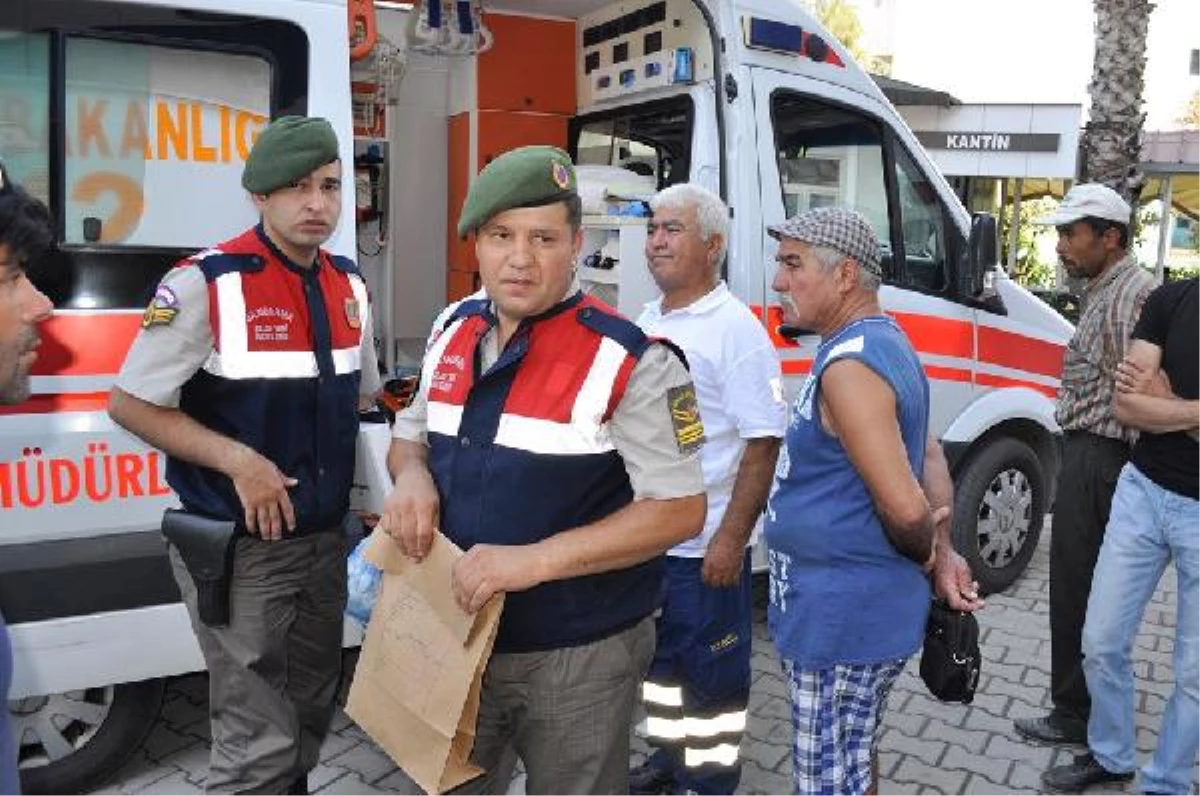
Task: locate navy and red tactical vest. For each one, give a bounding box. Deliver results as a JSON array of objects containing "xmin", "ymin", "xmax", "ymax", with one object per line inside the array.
[
  {"xmin": 424, "ymin": 292, "xmax": 662, "ymax": 652},
  {"xmin": 169, "ymin": 225, "xmax": 368, "ymax": 535}
]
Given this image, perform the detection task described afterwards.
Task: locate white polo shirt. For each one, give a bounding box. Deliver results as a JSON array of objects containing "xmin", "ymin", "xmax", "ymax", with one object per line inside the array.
[{"xmin": 637, "ymin": 281, "xmax": 788, "ymax": 557}]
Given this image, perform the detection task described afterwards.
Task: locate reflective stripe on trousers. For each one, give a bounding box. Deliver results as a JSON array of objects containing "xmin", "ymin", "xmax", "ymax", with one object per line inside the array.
[
  {"xmin": 641, "ymin": 554, "xmax": 753, "ymax": 794},
  {"xmin": 641, "ymin": 679, "xmax": 747, "ymax": 770}
]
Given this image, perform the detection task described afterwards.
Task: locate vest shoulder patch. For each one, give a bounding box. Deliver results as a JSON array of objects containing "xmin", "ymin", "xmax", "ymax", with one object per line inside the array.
[
  {"xmin": 327, "ymin": 253, "xmax": 360, "ymax": 275},
  {"xmin": 576, "ymin": 304, "xmax": 649, "ymax": 357},
  {"xmin": 652, "ymin": 337, "xmax": 690, "ymax": 371},
  {"xmin": 195, "ymin": 251, "xmax": 268, "ymax": 280},
  {"xmin": 444, "ymin": 297, "xmax": 491, "ymax": 329}
]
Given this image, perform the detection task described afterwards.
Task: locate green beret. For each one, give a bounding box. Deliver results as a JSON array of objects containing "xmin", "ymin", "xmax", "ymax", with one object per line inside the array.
[
  {"xmin": 457, "ymin": 145, "xmax": 577, "ymax": 238},
  {"xmin": 242, "ymin": 116, "xmax": 340, "ymax": 195}
]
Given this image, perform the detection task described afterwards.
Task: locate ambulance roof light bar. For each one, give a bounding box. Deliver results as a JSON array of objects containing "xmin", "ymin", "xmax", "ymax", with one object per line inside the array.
[{"xmin": 742, "ymin": 16, "xmax": 844, "ymax": 68}]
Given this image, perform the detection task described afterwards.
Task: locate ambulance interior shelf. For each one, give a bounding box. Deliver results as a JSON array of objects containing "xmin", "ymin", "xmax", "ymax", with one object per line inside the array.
[{"xmin": 579, "ymin": 215, "xmax": 655, "ymax": 318}]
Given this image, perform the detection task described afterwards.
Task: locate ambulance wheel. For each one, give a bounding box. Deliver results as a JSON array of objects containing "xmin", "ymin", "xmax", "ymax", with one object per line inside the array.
[
  {"xmin": 953, "ymin": 437, "xmax": 1045, "ymax": 595},
  {"xmin": 13, "ymin": 678, "xmax": 165, "ymax": 795}
]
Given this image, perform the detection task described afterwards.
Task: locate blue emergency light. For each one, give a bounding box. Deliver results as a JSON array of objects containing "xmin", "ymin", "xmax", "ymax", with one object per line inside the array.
[
  {"xmin": 745, "ymin": 17, "xmax": 802, "ymax": 54},
  {"xmin": 743, "ymin": 16, "xmax": 843, "ymax": 67}
]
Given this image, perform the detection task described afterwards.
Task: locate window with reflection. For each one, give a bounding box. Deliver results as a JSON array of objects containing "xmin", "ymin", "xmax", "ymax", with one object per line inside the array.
[{"xmin": 768, "ymin": 92, "xmax": 891, "ymax": 276}]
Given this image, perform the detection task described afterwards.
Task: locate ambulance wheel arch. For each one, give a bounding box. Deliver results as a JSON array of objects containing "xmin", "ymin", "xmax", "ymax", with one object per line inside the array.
[
  {"xmin": 942, "ymin": 392, "xmax": 1062, "ymax": 595},
  {"xmin": 13, "ymin": 678, "xmax": 165, "ymax": 795}
]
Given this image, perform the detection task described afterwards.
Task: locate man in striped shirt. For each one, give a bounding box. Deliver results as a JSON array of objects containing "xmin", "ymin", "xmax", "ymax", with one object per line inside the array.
[{"xmin": 1014, "ymin": 183, "xmax": 1154, "ymax": 747}]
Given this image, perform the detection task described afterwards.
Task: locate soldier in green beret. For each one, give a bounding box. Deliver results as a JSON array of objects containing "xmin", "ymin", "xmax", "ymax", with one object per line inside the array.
[
  {"xmin": 109, "ymin": 116, "xmax": 380, "ymax": 794},
  {"xmin": 380, "ymin": 144, "xmax": 708, "ymax": 793}
]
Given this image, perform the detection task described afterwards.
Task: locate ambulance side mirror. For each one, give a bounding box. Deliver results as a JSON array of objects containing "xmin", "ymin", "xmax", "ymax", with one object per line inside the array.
[{"xmin": 961, "ymin": 213, "xmax": 998, "ymax": 300}]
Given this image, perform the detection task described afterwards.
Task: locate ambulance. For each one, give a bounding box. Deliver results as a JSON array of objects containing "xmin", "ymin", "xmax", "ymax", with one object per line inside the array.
[{"xmin": 0, "ymin": 0, "xmax": 1072, "ymax": 791}]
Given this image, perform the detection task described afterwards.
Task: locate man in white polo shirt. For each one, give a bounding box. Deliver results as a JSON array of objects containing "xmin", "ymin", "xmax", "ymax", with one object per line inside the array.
[{"xmin": 630, "ymin": 182, "xmax": 787, "ymax": 795}]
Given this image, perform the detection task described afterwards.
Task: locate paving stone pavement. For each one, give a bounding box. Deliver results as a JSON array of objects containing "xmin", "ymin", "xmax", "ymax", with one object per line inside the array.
[{"xmin": 92, "ymin": 517, "xmax": 1192, "ymax": 795}]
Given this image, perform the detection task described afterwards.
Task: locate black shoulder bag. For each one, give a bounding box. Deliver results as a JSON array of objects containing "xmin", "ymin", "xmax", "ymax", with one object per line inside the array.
[{"xmin": 920, "ymin": 599, "xmax": 981, "ymax": 704}]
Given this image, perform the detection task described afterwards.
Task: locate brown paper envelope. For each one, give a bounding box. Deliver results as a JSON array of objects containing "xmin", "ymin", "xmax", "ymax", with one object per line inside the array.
[
  {"xmin": 437, "ymin": 593, "xmax": 503, "ymax": 793},
  {"xmin": 354, "ymin": 576, "xmax": 477, "ymax": 738},
  {"xmin": 346, "ymin": 680, "xmax": 453, "ymax": 793},
  {"xmin": 346, "ymin": 555, "xmax": 505, "ymax": 795},
  {"xmin": 364, "ymin": 528, "xmax": 474, "ymax": 643}
]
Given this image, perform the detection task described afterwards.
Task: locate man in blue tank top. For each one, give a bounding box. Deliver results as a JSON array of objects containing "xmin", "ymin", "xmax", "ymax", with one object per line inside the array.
[
  {"xmin": 764, "ymin": 207, "xmax": 969, "ymax": 795},
  {"xmin": 0, "ymin": 162, "xmax": 56, "ymax": 795}
]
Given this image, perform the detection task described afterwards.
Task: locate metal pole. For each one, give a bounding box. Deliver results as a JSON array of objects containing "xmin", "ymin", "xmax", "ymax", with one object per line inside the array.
[
  {"xmin": 999, "ymin": 178, "xmax": 1009, "ymax": 228},
  {"xmin": 380, "ymin": 136, "xmax": 395, "ymax": 377},
  {"xmin": 1154, "ymin": 174, "xmax": 1173, "ymax": 283},
  {"xmin": 1007, "ymin": 177, "xmax": 1024, "ymax": 276}
]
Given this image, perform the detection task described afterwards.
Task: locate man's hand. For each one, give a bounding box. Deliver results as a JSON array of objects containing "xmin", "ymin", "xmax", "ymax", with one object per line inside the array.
[
  {"xmin": 1114, "ymin": 338, "xmax": 1197, "ymax": 437},
  {"xmin": 1116, "ymin": 359, "xmax": 1181, "ymax": 435},
  {"xmin": 108, "ymin": 389, "xmax": 300, "ymax": 539},
  {"xmin": 451, "ymin": 544, "xmax": 543, "ymax": 613},
  {"xmin": 932, "ymin": 531, "xmax": 985, "ymax": 612},
  {"xmin": 702, "ymin": 533, "xmax": 745, "ymax": 588},
  {"xmin": 228, "ymin": 447, "xmax": 297, "ymax": 541},
  {"xmin": 1116, "ymin": 358, "xmax": 1172, "ymax": 398},
  {"xmin": 377, "ymin": 467, "xmax": 440, "ymax": 562}
]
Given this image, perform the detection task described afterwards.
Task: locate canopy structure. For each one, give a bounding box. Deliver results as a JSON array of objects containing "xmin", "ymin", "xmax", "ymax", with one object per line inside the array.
[
  {"xmin": 870, "ymin": 74, "xmax": 961, "ymax": 107},
  {"xmin": 1006, "ymin": 130, "xmax": 1197, "ymax": 220},
  {"xmin": 1014, "ymin": 174, "xmax": 1198, "ymax": 222},
  {"xmin": 991, "ymin": 129, "xmax": 1198, "ymax": 281}
]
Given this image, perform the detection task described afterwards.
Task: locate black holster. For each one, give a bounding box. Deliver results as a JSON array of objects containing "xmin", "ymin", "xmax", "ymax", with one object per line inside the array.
[{"xmin": 162, "ymin": 509, "xmax": 239, "ymax": 627}]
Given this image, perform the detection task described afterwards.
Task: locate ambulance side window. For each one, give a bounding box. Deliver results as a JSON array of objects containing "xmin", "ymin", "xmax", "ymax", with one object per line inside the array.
[
  {"xmin": 62, "ymin": 39, "xmax": 271, "ymax": 248},
  {"xmin": 891, "ymin": 145, "xmax": 949, "ymax": 294},
  {"xmin": 0, "ymin": 33, "xmax": 51, "ymax": 203},
  {"xmin": 768, "ymin": 93, "xmax": 892, "ymax": 277},
  {"xmin": 767, "ymin": 91, "xmax": 966, "ymax": 298},
  {"xmin": 1, "ymin": 0, "xmax": 307, "ymax": 309}
]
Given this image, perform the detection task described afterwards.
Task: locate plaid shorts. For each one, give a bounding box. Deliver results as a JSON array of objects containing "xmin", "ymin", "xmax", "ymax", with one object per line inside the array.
[{"xmin": 782, "ymin": 657, "xmax": 907, "ymax": 795}]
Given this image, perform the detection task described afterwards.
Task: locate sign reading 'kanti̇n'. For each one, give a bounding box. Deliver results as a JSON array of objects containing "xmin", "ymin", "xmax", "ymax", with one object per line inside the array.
[{"xmin": 914, "ymin": 131, "xmax": 1061, "ymax": 153}]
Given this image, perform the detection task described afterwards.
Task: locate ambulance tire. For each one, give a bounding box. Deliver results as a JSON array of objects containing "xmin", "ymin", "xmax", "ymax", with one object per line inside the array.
[
  {"xmin": 16, "ymin": 678, "xmax": 166, "ymax": 795},
  {"xmin": 952, "ymin": 437, "xmax": 1045, "ymax": 595}
]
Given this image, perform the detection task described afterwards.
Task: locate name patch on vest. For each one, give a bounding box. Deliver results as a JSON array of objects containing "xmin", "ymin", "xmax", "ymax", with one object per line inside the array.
[
  {"xmin": 667, "ymin": 383, "xmax": 705, "ymax": 454},
  {"xmin": 246, "ymin": 305, "xmax": 296, "ymax": 343}
]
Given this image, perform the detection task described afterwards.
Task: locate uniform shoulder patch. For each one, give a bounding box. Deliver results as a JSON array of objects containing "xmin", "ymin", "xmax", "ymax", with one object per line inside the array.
[
  {"xmin": 666, "ymin": 383, "xmax": 705, "ymax": 455},
  {"xmin": 142, "ymin": 284, "xmax": 180, "ymax": 328}
]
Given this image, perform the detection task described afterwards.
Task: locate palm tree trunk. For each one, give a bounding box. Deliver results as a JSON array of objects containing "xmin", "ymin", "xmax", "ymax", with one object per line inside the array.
[{"xmin": 1079, "ymin": 0, "xmax": 1154, "ymax": 212}]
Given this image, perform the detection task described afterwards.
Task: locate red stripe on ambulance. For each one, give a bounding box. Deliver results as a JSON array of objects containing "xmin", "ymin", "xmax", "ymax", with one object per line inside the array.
[
  {"xmin": 976, "ymin": 371, "xmax": 1058, "ymax": 398},
  {"xmin": 32, "ymin": 314, "xmax": 142, "ymax": 377},
  {"xmin": 0, "ymin": 392, "xmax": 112, "ymax": 416},
  {"xmin": 978, "ymin": 326, "xmax": 1065, "ymax": 380}
]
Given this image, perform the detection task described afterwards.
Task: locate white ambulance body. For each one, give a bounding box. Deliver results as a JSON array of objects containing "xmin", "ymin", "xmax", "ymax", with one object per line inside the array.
[{"xmin": 0, "ymin": 0, "xmax": 1071, "ymax": 791}]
